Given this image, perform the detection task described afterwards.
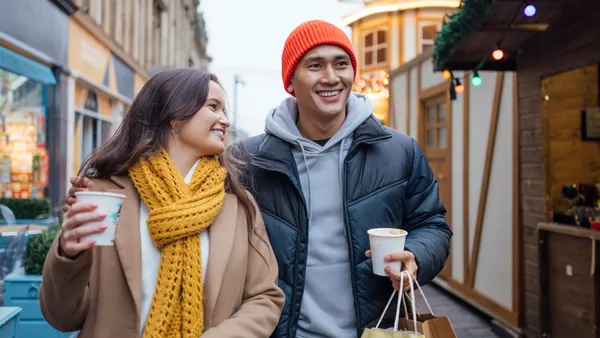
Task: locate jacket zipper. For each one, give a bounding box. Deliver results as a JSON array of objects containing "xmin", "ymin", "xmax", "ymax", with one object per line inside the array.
[
  {"xmin": 343, "ymin": 135, "xmax": 390, "ymax": 337},
  {"xmin": 343, "ymin": 145, "xmax": 361, "ymax": 337}
]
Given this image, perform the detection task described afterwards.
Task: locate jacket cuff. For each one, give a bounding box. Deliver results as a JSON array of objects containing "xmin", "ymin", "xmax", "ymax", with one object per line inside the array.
[
  {"xmin": 403, "ymin": 244, "xmax": 430, "ymax": 284},
  {"xmin": 50, "ymin": 235, "xmax": 93, "ymax": 269}
]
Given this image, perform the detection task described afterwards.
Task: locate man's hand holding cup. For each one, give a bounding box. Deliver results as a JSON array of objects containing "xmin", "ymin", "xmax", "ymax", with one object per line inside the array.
[{"xmin": 365, "ymin": 228, "xmax": 418, "ymax": 292}]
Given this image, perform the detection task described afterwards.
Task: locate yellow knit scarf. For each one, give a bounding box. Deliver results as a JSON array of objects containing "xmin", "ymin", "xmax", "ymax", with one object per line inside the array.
[{"xmin": 129, "ymin": 149, "xmax": 227, "ymax": 338}]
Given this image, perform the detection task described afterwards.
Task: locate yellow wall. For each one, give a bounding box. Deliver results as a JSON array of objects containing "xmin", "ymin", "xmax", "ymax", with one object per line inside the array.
[{"xmin": 68, "ymin": 20, "xmax": 111, "ymax": 84}]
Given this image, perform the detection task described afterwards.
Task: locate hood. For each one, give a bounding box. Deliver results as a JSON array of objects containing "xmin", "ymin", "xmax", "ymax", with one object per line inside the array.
[{"xmin": 264, "ymin": 92, "xmax": 374, "ymax": 152}]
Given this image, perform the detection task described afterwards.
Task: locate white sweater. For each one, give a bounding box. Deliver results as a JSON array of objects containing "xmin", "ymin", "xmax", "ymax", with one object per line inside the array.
[{"xmin": 138, "ymin": 161, "xmax": 209, "ymax": 335}]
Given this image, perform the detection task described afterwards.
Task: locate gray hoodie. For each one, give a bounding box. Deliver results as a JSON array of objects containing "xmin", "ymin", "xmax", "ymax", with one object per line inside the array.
[{"xmin": 264, "ymin": 93, "xmax": 374, "ymax": 338}]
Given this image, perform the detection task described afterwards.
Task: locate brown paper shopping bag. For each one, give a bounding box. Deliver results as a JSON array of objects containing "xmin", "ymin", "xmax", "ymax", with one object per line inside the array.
[
  {"xmin": 361, "ymin": 271, "xmax": 424, "ymax": 338},
  {"xmin": 396, "ymin": 275, "xmax": 457, "ymax": 338}
]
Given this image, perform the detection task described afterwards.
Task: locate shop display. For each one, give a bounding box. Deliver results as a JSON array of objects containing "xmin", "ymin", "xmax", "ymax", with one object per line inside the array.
[
  {"xmin": 0, "ymin": 70, "xmax": 48, "ymax": 199},
  {"xmin": 552, "ymin": 182, "xmax": 600, "ymax": 228},
  {"xmin": 352, "ymin": 70, "xmax": 390, "ymax": 97}
]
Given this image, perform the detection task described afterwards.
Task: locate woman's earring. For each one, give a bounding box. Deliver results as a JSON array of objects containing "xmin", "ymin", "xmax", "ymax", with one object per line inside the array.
[{"xmin": 171, "ymin": 122, "xmax": 176, "ymax": 135}]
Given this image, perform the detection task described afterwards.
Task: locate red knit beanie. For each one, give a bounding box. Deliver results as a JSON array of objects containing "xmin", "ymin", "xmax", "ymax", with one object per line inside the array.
[{"xmin": 281, "ymin": 20, "xmax": 357, "ymax": 96}]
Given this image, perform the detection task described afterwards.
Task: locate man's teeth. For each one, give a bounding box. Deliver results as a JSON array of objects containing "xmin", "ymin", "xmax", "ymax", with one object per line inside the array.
[
  {"xmin": 318, "ymin": 90, "xmax": 340, "ymax": 97},
  {"xmin": 211, "ymin": 130, "xmax": 224, "ymax": 136}
]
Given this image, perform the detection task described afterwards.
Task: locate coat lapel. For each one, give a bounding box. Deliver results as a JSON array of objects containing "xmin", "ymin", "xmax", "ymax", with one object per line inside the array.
[
  {"xmin": 203, "ymin": 194, "xmax": 238, "ymax": 327},
  {"xmin": 107, "ymin": 175, "xmax": 142, "ymax": 325}
]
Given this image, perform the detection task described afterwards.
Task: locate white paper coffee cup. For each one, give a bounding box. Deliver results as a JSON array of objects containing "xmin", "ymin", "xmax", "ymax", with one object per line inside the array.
[
  {"xmin": 74, "ymin": 191, "xmax": 126, "ymax": 246},
  {"xmin": 368, "ymin": 228, "xmax": 408, "ymax": 276}
]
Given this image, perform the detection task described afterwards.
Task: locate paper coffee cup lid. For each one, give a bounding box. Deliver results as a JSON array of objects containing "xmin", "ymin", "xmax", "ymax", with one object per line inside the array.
[{"xmin": 367, "ymin": 228, "xmax": 407, "ymax": 237}]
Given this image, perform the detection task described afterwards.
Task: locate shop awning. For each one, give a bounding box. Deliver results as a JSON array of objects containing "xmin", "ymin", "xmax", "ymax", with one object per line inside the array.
[
  {"xmin": 432, "ymin": 0, "xmax": 582, "ymax": 72},
  {"xmin": 0, "ymin": 44, "xmax": 56, "ymax": 85}
]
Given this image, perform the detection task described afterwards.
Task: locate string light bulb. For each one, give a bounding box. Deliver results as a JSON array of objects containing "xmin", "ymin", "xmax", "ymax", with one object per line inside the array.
[
  {"xmin": 455, "ymin": 78, "xmax": 464, "ymax": 93},
  {"xmin": 471, "ymin": 71, "xmax": 482, "ymax": 87},
  {"xmin": 442, "ymin": 69, "xmax": 452, "ymax": 79},
  {"xmin": 492, "ymin": 48, "xmax": 504, "ymax": 60},
  {"xmin": 524, "ymin": 4, "xmax": 536, "ymax": 17}
]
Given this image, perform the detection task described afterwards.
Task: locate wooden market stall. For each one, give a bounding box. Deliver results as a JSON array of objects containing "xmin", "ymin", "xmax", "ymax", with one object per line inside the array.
[
  {"xmin": 388, "ymin": 51, "xmax": 520, "ymax": 333},
  {"xmin": 420, "ymin": 0, "xmax": 600, "ymax": 337}
]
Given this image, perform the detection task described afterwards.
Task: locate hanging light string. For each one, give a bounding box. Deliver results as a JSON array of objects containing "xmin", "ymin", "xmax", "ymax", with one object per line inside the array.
[{"xmin": 444, "ymin": 1, "xmax": 536, "ymax": 99}]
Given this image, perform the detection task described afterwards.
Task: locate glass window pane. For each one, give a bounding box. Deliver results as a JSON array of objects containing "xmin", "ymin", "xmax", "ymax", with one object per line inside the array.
[
  {"xmin": 82, "ymin": 116, "xmax": 95, "ymax": 160},
  {"xmin": 438, "ymin": 127, "xmax": 447, "ymax": 149},
  {"xmin": 365, "ymin": 33, "xmax": 373, "ymax": 47},
  {"xmin": 422, "ymin": 43, "xmax": 434, "ymax": 54},
  {"xmin": 101, "ymin": 121, "xmax": 112, "ymax": 146},
  {"xmin": 427, "ymin": 106, "xmax": 436, "ymax": 125},
  {"xmin": 376, "ymin": 48, "xmax": 386, "ymax": 63},
  {"xmin": 365, "ymin": 51, "xmax": 373, "ymax": 66},
  {"xmin": 422, "ymin": 24, "xmax": 438, "ymax": 40},
  {"xmin": 438, "ymin": 104, "xmax": 446, "ymax": 123},
  {"xmin": 427, "ymin": 129, "xmax": 435, "ymax": 148},
  {"xmin": 377, "ymin": 30, "xmax": 387, "ymax": 44}
]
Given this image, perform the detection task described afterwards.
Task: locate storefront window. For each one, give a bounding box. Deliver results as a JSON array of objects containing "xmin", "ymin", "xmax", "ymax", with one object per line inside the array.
[{"xmin": 0, "ymin": 69, "xmax": 49, "ymax": 198}]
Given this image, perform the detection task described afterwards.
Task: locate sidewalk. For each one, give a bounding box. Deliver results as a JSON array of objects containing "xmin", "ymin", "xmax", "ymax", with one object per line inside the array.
[{"xmin": 416, "ymin": 285, "xmax": 500, "ymax": 338}]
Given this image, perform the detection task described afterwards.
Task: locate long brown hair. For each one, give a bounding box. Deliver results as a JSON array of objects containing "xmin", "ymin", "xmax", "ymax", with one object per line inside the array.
[{"xmin": 74, "ymin": 68, "xmax": 257, "ymax": 235}]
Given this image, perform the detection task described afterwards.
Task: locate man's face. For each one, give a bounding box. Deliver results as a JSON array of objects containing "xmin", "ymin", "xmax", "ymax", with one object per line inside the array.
[{"xmin": 287, "ymin": 45, "xmax": 354, "ymax": 121}]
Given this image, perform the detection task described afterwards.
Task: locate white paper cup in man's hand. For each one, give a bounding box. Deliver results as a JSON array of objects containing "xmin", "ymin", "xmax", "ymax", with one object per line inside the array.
[
  {"xmin": 368, "ymin": 228, "xmax": 408, "ymax": 276},
  {"xmin": 74, "ymin": 191, "xmax": 126, "ymax": 246}
]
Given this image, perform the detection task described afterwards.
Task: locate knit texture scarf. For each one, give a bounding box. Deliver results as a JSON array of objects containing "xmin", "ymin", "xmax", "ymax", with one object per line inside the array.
[{"xmin": 129, "ymin": 149, "xmax": 227, "ymax": 338}]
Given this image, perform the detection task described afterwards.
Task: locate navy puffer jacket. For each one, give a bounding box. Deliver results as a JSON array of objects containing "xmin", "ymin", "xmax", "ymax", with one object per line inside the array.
[{"xmin": 234, "ymin": 116, "xmax": 452, "ymax": 337}]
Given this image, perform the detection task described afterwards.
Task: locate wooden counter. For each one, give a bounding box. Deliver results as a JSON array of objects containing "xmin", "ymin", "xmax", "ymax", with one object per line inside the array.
[
  {"xmin": 537, "ymin": 222, "xmax": 600, "ymax": 338},
  {"xmin": 538, "ymin": 222, "xmax": 600, "ymax": 240}
]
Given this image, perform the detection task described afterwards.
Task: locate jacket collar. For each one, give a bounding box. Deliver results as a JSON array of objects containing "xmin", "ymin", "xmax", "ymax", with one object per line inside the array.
[{"xmin": 252, "ymin": 115, "xmax": 391, "ymax": 168}]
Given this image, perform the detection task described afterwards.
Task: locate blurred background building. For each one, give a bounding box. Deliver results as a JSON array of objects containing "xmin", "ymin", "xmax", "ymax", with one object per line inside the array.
[
  {"xmin": 0, "ymin": 0, "xmax": 211, "ymax": 214},
  {"xmin": 339, "ymin": 0, "xmax": 459, "ymax": 125}
]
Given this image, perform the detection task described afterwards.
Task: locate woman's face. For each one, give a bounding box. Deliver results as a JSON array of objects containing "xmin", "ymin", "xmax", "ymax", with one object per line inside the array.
[{"xmin": 172, "ymin": 80, "xmax": 230, "ymax": 157}]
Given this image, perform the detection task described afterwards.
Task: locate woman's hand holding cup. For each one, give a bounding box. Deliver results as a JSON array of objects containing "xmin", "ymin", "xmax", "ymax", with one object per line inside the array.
[{"xmin": 60, "ymin": 202, "xmax": 108, "ymax": 258}]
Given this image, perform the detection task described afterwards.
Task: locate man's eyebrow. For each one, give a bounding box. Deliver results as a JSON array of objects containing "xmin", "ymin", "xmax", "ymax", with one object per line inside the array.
[
  {"xmin": 304, "ymin": 56, "xmax": 325, "ymax": 64},
  {"xmin": 333, "ymin": 54, "xmax": 350, "ymax": 60},
  {"xmin": 304, "ymin": 54, "xmax": 350, "ymax": 64}
]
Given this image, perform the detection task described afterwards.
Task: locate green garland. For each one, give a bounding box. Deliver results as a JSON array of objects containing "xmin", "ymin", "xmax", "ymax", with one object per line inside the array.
[{"xmin": 433, "ymin": 0, "xmax": 496, "ymax": 71}]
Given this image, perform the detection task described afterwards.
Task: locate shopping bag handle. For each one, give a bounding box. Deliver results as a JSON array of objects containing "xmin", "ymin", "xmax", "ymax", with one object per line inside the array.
[
  {"xmin": 403, "ymin": 292, "xmax": 420, "ymax": 319},
  {"xmin": 375, "ymin": 271, "xmax": 417, "ymax": 332},
  {"xmin": 406, "ymin": 274, "xmax": 435, "ymax": 316}
]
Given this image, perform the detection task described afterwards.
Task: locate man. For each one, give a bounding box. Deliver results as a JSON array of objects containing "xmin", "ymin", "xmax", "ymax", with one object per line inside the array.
[
  {"xmin": 66, "ymin": 20, "xmax": 451, "ymax": 338},
  {"xmin": 233, "ymin": 20, "xmax": 451, "ymax": 337}
]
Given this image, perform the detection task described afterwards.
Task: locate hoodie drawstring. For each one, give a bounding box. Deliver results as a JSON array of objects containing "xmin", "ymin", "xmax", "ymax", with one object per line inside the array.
[{"xmin": 339, "ymin": 138, "xmax": 347, "ymax": 237}]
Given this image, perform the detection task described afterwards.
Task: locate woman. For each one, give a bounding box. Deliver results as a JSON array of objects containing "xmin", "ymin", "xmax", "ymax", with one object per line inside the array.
[{"xmin": 39, "ymin": 69, "xmax": 284, "ymax": 338}]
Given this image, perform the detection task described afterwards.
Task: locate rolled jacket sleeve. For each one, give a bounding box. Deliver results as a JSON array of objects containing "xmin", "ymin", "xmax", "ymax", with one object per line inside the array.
[{"xmin": 39, "ymin": 233, "xmax": 93, "ymax": 332}]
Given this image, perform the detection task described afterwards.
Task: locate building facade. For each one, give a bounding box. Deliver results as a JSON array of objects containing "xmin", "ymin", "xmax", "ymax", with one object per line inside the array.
[
  {"xmin": 73, "ymin": 0, "xmax": 211, "ymax": 73},
  {"xmin": 340, "ymin": 0, "xmax": 459, "ymax": 125},
  {"xmin": 0, "ymin": 0, "xmax": 211, "ymax": 215}
]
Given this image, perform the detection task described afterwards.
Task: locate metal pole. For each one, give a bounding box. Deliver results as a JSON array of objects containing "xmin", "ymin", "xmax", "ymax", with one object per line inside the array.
[
  {"xmin": 233, "ymin": 74, "xmax": 239, "ymax": 131},
  {"xmin": 232, "ymin": 74, "xmax": 245, "ymax": 133}
]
